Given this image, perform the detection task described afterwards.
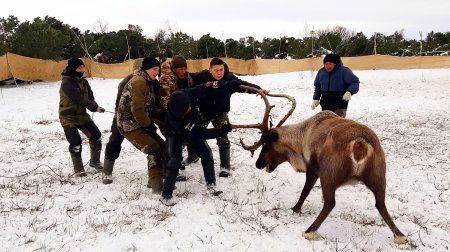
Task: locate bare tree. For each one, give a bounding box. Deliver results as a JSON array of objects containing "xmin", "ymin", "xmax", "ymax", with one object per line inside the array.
[
  {"xmin": 419, "ymin": 31, "xmax": 423, "ymax": 55},
  {"xmin": 373, "ymin": 32, "xmax": 377, "ymax": 55},
  {"xmin": 93, "ymin": 19, "xmax": 109, "ymax": 34}
]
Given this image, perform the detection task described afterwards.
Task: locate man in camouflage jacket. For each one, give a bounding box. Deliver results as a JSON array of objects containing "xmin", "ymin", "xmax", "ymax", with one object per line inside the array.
[
  {"xmin": 116, "ymin": 57, "xmax": 166, "ymax": 193},
  {"xmin": 159, "ymin": 55, "xmax": 199, "ymax": 178}
]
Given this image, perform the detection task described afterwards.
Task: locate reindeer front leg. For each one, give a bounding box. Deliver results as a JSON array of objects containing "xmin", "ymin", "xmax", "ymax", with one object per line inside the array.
[
  {"xmin": 292, "ymin": 168, "xmax": 318, "ymax": 213},
  {"xmin": 303, "ymin": 181, "xmax": 337, "ymax": 240}
]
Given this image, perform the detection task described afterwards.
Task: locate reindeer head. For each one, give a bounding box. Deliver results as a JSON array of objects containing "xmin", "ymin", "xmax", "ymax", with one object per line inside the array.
[
  {"xmin": 233, "ymin": 86, "xmax": 296, "ymax": 172},
  {"xmin": 255, "ymin": 129, "xmax": 286, "ymax": 172}
]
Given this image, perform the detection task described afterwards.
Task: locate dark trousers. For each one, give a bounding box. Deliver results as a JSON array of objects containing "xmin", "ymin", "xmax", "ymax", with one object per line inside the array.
[
  {"xmin": 63, "ymin": 121, "xmax": 101, "ymax": 153},
  {"xmin": 105, "ymin": 118, "xmax": 124, "ymax": 160},
  {"xmin": 162, "ymin": 135, "xmax": 215, "ymax": 198},
  {"xmin": 199, "ymin": 112, "xmax": 230, "ymax": 149}
]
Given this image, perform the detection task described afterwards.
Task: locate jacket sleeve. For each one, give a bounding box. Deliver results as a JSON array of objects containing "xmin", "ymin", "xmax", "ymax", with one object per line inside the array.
[
  {"xmin": 313, "ymin": 72, "xmax": 322, "ymax": 100},
  {"xmin": 61, "ymin": 79, "xmax": 98, "ymax": 112},
  {"xmin": 115, "ymin": 74, "xmax": 133, "ymax": 111},
  {"xmin": 220, "ymin": 79, "xmax": 261, "ymax": 94},
  {"xmin": 187, "ymin": 125, "xmax": 225, "ymax": 140},
  {"xmin": 343, "ymin": 68, "xmax": 360, "ymax": 95},
  {"xmin": 130, "ymin": 77, "xmax": 152, "ymax": 127},
  {"xmin": 159, "ymin": 73, "xmax": 177, "ymax": 110}
]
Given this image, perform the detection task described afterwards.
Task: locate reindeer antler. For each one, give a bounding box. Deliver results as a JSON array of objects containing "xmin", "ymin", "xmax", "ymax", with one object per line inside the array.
[
  {"xmin": 266, "ymin": 93, "xmax": 296, "ymax": 127},
  {"xmin": 233, "ymin": 85, "xmax": 296, "ymax": 157}
]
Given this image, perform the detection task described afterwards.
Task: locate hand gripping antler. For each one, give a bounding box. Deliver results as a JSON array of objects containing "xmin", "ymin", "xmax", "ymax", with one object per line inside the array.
[{"xmin": 233, "ymin": 85, "xmax": 296, "ymax": 156}]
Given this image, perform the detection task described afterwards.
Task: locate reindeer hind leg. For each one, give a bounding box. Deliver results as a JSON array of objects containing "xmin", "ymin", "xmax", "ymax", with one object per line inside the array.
[{"xmin": 364, "ymin": 176, "xmax": 407, "ymax": 244}]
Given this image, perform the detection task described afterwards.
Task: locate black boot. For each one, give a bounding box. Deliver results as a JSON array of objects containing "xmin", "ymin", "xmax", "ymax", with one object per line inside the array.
[
  {"xmin": 219, "ymin": 147, "xmax": 231, "ymax": 177},
  {"xmin": 102, "ymin": 158, "xmax": 114, "ymax": 184},
  {"xmin": 70, "ymin": 152, "xmax": 86, "ymax": 177},
  {"xmin": 89, "ymin": 140, "xmax": 103, "ymax": 171}
]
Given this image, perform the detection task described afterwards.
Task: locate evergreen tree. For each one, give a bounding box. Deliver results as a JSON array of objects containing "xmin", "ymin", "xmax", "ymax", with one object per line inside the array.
[
  {"xmin": 0, "ymin": 15, "xmax": 19, "ymax": 55},
  {"xmin": 11, "ymin": 17, "xmax": 69, "ymax": 59},
  {"xmin": 196, "ymin": 34, "xmax": 224, "ymax": 59}
]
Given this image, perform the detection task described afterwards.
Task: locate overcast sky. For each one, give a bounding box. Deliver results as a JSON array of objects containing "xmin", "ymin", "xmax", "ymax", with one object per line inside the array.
[{"xmin": 2, "ymin": 0, "xmax": 449, "ymax": 41}]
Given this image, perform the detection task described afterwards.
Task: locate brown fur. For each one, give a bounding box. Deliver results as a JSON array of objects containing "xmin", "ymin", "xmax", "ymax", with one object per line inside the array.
[{"xmin": 255, "ymin": 111, "xmax": 407, "ymax": 244}]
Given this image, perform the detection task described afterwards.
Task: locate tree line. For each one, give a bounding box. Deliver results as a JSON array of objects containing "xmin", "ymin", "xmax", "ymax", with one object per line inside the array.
[{"xmin": 1, "ymin": 15, "xmax": 449, "ymax": 63}]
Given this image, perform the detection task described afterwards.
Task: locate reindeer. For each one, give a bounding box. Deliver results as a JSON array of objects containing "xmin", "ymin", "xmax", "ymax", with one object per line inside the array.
[{"xmin": 234, "ymin": 86, "xmax": 407, "ymax": 245}]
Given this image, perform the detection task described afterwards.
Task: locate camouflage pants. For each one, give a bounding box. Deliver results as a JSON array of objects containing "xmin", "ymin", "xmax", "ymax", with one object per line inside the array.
[
  {"xmin": 199, "ymin": 112, "xmax": 230, "ymax": 149},
  {"xmin": 123, "ymin": 128, "xmax": 166, "ymax": 179}
]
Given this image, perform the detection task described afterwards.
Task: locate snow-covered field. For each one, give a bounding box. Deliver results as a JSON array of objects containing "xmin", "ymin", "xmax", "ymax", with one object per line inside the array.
[{"xmin": 0, "ymin": 69, "xmax": 449, "ymax": 251}]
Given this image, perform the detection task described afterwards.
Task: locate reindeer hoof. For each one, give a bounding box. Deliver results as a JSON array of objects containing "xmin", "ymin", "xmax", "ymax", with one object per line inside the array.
[
  {"xmin": 291, "ymin": 207, "xmax": 301, "ymax": 213},
  {"xmin": 394, "ymin": 235, "xmax": 408, "ymax": 245},
  {"xmin": 304, "ymin": 231, "xmax": 321, "ymax": 241}
]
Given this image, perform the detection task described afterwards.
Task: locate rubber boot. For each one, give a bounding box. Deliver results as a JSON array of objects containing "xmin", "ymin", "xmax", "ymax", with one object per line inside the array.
[
  {"xmin": 102, "ymin": 158, "xmax": 114, "ymax": 184},
  {"xmin": 219, "ymin": 147, "xmax": 231, "ymax": 177},
  {"xmin": 70, "ymin": 152, "xmax": 86, "ymax": 177},
  {"xmin": 89, "ymin": 140, "xmax": 103, "ymax": 171},
  {"xmin": 146, "ymin": 155, "xmax": 164, "ymax": 193}
]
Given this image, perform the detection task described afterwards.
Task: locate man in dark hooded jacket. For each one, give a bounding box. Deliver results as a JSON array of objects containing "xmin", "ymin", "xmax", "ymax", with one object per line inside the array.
[
  {"xmin": 311, "ymin": 54, "xmax": 359, "ymax": 118},
  {"xmin": 160, "ymin": 79, "xmax": 263, "ymax": 206},
  {"xmin": 59, "ymin": 58, "xmax": 105, "ymax": 177}
]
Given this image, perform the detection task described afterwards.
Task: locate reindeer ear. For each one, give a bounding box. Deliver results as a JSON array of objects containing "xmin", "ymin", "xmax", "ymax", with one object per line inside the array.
[
  {"xmin": 264, "ymin": 130, "xmax": 278, "ymax": 142},
  {"xmin": 270, "ymin": 131, "xmax": 279, "ymax": 142}
]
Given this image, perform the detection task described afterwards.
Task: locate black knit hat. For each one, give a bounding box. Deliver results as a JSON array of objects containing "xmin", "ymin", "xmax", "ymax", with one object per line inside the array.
[
  {"xmin": 171, "ymin": 55, "xmax": 187, "ymax": 70},
  {"xmin": 67, "ymin": 58, "xmax": 84, "ymax": 72},
  {"xmin": 141, "ymin": 57, "xmax": 161, "ymax": 70},
  {"xmin": 323, "ymin": 54, "xmax": 340, "ymax": 64},
  {"xmin": 168, "ymin": 91, "xmax": 190, "ymax": 118}
]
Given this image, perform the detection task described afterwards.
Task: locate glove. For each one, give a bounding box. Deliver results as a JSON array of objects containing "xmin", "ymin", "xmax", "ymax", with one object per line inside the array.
[
  {"xmin": 149, "ymin": 106, "xmax": 165, "ymax": 122},
  {"xmin": 342, "ymin": 91, "xmax": 352, "ymax": 101},
  {"xmin": 97, "ymin": 106, "xmax": 105, "ymax": 113},
  {"xmin": 221, "ymin": 124, "xmax": 233, "ymax": 133},
  {"xmin": 204, "ymin": 81, "xmax": 219, "ymax": 88},
  {"xmin": 143, "ymin": 124, "xmax": 157, "ymax": 135},
  {"xmin": 311, "ymin": 100, "xmax": 320, "ymax": 110}
]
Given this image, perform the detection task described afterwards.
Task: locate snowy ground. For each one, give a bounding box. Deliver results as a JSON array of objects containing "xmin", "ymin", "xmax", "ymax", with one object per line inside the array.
[{"xmin": 0, "ymin": 69, "xmax": 449, "ymax": 252}]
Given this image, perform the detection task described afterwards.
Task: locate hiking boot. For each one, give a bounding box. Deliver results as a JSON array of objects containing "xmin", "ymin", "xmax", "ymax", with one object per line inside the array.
[
  {"xmin": 176, "ymin": 170, "xmax": 187, "ymax": 181},
  {"xmin": 102, "ymin": 174, "xmax": 113, "ymax": 184},
  {"xmin": 75, "ymin": 171, "xmax": 87, "ymax": 177},
  {"xmin": 219, "ymin": 167, "xmax": 230, "ymax": 177},
  {"xmin": 159, "ymin": 196, "xmax": 177, "ymax": 206},
  {"xmin": 207, "ymin": 183, "xmax": 223, "ymax": 196}
]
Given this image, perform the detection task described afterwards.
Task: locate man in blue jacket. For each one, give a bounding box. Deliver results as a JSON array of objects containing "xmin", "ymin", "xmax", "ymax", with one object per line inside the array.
[{"xmin": 311, "ymin": 54, "xmax": 359, "ymax": 118}]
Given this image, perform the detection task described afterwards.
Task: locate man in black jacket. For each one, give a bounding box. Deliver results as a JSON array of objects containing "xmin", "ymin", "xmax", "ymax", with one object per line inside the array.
[
  {"xmin": 101, "ymin": 73, "xmax": 133, "ymax": 184},
  {"xmin": 192, "ymin": 58, "xmax": 247, "ymax": 177},
  {"xmin": 160, "ymin": 79, "xmax": 263, "ymax": 206}
]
